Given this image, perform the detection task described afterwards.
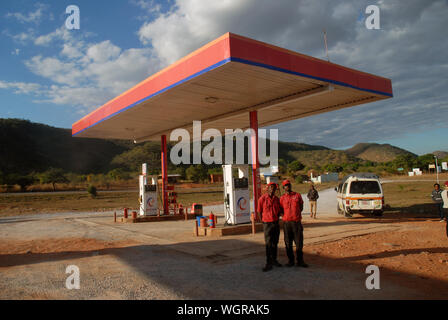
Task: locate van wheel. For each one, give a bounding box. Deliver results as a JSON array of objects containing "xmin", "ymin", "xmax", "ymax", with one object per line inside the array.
[
  {"xmin": 337, "ymin": 204, "xmax": 343, "ymax": 215},
  {"xmin": 373, "ymin": 211, "xmax": 383, "ymax": 217}
]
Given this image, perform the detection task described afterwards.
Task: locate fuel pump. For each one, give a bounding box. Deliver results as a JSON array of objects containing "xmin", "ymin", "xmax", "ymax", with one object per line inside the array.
[
  {"xmin": 223, "ymin": 164, "xmax": 250, "ymax": 225},
  {"xmin": 139, "ymin": 163, "xmax": 158, "ymax": 216}
]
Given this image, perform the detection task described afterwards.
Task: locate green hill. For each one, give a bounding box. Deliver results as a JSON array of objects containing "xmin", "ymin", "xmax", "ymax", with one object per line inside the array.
[
  {"xmin": 288, "ymin": 149, "xmax": 359, "ymax": 167},
  {"xmin": 0, "ymin": 119, "xmax": 131, "ymax": 174},
  {"xmin": 433, "ymin": 151, "xmax": 448, "ymax": 159},
  {"xmin": 1, "ymin": 119, "xmax": 425, "ymax": 179},
  {"xmin": 345, "ymin": 143, "xmax": 416, "ymax": 163},
  {"xmin": 277, "ymin": 141, "xmax": 329, "ymax": 162}
]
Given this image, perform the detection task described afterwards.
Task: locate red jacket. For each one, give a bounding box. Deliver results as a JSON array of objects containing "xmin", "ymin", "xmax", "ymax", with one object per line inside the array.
[
  {"xmin": 258, "ymin": 193, "xmax": 281, "ymax": 223},
  {"xmin": 280, "ymin": 191, "xmax": 304, "ymax": 222}
]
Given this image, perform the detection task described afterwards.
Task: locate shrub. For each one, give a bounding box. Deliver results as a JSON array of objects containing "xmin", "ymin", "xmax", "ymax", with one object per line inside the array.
[
  {"xmin": 87, "ymin": 185, "xmax": 97, "ymax": 197},
  {"xmin": 38, "ymin": 168, "xmax": 68, "ymax": 191},
  {"xmin": 4, "ymin": 173, "xmax": 35, "ymax": 191},
  {"xmin": 287, "ymin": 160, "xmax": 305, "ymax": 173},
  {"xmin": 186, "ymin": 165, "xmax": 208, "ymax": 183},
  {"xmin": 295, "ymin": 175, "xmax": 304, "ymax": 184}
]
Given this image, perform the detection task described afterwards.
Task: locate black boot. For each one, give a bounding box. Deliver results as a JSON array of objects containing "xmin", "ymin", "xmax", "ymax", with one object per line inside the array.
[
  {"xmin": 262, "ymin": 264, "xmax": 273, "ymax": 272},
  {"xmin": 296, "ymin": 261, "xmax": 309, "ymax": 268},
  {"xmin": 273, "ymin": 260, "xmax": 282, "ymax": 267}
]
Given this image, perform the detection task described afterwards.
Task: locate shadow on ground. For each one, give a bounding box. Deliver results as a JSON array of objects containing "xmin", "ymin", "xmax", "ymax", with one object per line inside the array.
[{"xmin": 1, "ymin": 236, "xmax": 447, "ymax": 299}]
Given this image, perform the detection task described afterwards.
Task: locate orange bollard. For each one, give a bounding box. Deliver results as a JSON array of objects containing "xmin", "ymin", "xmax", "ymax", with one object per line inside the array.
[
  {"xmin": 208, "ymin": 212, "xmax": 215, "ymax": 228},
  {"xmin": 114, "ymin": 211, "xmax": 117, "ymax": 223},
  {"xmin": 123, "ymin": 208, "xmax": 128, "ymax": 219},
  {"xmin": 251, "ymin": 212, "xmax": 256, "ymax": 235},
  {"xmin": 179, "ymin": 204, "xmax": 184, "ymax": 215},
  {"xmin": 194, "ymin": 220, "xmax": 198, "ymax": 237}
]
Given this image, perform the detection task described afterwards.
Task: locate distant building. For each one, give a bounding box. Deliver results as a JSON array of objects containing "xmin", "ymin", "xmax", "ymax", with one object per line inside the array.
[
  {"xmin": 310, "ymin": 172, "xmax": 339, "ymax": 184},
  {"xmin": 307, "ymin": 170, "xmax": 318, "ymax": 178},
  {"xmin": 266, "ymin": 176, "xmax": 279, "ymax": 184},
  {"xmin": 158, "ymin": 174, "xmax": 181, "ymax": 184}
]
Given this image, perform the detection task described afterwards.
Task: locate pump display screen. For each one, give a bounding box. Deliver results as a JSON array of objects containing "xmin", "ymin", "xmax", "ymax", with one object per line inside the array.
[
  {"xmin": 145, "ymin": 185, "xmax": 157, "ymax": 192},
  {"xmin": 234, "ymin": 178, "xmax": 248, "ymax": 189}
]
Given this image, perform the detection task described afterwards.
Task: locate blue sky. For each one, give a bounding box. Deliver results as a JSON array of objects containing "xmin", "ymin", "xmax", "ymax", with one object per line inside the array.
[{"xmin": 1, "ymin": 0, "xmax": 447, "ymax": 155}]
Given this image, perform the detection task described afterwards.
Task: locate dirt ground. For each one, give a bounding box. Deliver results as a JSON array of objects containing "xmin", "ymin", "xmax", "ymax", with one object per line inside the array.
[
  {"xmin": 304, "ymin": 218, "xmax": 448, "ymax": 298},
  {"xmin": 1, "ymin": 178, "xmax": 447, "ymax": 300},
  {"xmin": 1, "ymin": 210, "xmax": 447, "ymax": 299}
]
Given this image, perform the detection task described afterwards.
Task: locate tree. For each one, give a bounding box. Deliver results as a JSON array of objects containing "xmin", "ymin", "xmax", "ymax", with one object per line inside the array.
[
  {"xmin": 186, "ymin": 165, "xmax": 208, "ymax": 183},
  {"xmin": 295, "ymin": 175, "xmax": 304, "ymax": 184},
  {"xmin": 277, "ymin": 159, "xmax": 287, "ymax": 174},
  {"xmin": 108, "ymin": 168, "xmax": 131, "ymax": 181},
  {"xmin": 413, "ymin": 153, "xmax": 437, "ymax": 170},
  {"xmin": 324, "ymin": 163, "xmax": 343, "ymax": 173},
  {"xmin": 287, "ymin": 160, "xmax": 305, "ymax": 173},
  {"xmin": 4, "ymin": 173, "xmax": 35, "ymax": 191},
  {"xmin": 39, "ymin": 168, "xmax": 68, "ymax": 191},
  {"xmin": 87, "ymin": 185, "xmax": 97, "ymax": 198},
  {"xmin": 392, "ymin": 154, "xmax": 415, "ymax": 171},
  {"xmin": 111, "ymin": 141, "xmax": 161, "ymax": 172}
]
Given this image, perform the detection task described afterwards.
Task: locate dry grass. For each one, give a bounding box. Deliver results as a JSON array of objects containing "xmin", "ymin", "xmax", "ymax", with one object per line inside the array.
[
  {"xmin": 0, "ymin": 188, "xmax": 225, "ymax": 217},
  {"xmin": 382, "ymin": 180, "xmax": 442, "ymax": 216},
  {"xmin": 0, "ymin": 177, "xmax": 443, "ymax": 217}
]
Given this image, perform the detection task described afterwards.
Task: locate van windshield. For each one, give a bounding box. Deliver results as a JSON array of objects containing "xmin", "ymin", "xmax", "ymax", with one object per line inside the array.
[{"xmin": 349, "ymin": 181, "xmax": 381, "ymax": 194}]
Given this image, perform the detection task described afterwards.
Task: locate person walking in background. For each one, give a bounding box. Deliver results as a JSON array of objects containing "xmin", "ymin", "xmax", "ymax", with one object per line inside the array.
[
  {"xmin": 441, "ymin": 182, "xmax": 448, "ymax": 236},
  {"xmin": 432, "ymin": 183, "xmax": 444, "ymax": 222},
  {"xmin": 258, "ymin": 182, "xmax": 282, "ymax": 272},
  {"xmin": 280, "ymin": 180, "xmax": 308, "ymax": 268},
  {"xmin": 307, "ymin": 184, "xmax": 319, "ymax": 219}
]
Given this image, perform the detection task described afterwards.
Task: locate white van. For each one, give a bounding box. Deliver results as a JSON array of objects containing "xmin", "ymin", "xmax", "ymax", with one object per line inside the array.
[{"xmin": 335, "ymin": 173, "xmax": 384, "ymax": 218}]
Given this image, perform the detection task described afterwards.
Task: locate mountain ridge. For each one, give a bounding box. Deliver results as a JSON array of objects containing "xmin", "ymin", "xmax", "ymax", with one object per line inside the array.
[{"xmin": 0, "ymin": 119, "xmax": 442, "ymax": 175}]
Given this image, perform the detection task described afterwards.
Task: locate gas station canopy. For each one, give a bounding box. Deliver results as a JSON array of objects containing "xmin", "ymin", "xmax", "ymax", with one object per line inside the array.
[{"xmin": 72, "ymin": 32, "xmax": 392, "ymax": 141}]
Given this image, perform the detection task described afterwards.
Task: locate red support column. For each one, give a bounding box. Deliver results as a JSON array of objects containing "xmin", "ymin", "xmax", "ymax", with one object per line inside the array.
[
  {"xmin": 161, "ymin": 135, "xmax": 169, "ymax": 215},
  {"xmin": 250, "ymin": 111, "xmax": 261, "ymax": 221}
]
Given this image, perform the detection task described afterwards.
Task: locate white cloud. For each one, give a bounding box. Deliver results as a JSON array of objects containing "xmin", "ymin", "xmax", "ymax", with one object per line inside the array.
[
  {"xmin": 2, "ymin": 0, "xmax": 447, "ymax": 150},
  {"xmin": 2, "ymin": 28, "xmax": 36, "ymax": 44},
  {"xmin": 131, "ymin": 0, "xmax": 163, "ymax": 13},
  {"xmin": 34, "ymin": 27, "xmax": 72, "ymax": 46},
  {"xmin": 5, "ymin": 27, "xmax": 161, "ymax": 110},
  {"xmin": 11, "ymin": 49, "xmax": 20, "ymax": 56},
  {"xmin": 61, "ymin": 44, "xmax": 83, "ymax": 59},
  {"xmin": 35, "ymin": 85, "xmax": 112, "ymax": 112},
  {"xmin": 137, "ymin": 0, "xmax": 361, "ymax": 64},
  {"xmin": 0, "ymin": 81, "xmax": 42, "ymax": 95},
  {"xmin": 85, "ymin": 41, "xmax": 122, "ymax": 63},
  {"xmin": 135, "ymin": 0, "xmax": 448, "ymax": 148},
  {"xmin": 6, "ymin": 3, "xmax": 47, "ymax": 24},
  {"xmin": 25, "ymin": 56, "xmax": 84, "ymax": 85}
]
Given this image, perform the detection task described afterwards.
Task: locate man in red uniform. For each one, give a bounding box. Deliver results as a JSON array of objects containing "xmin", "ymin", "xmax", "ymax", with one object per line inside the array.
[
  {"xmin": 258, "ymin": 182, "xmax": 282, "ymax": 272},
  {"xmin": 280, "ymin": 180, "xmax": 308, "ymax": 268}
]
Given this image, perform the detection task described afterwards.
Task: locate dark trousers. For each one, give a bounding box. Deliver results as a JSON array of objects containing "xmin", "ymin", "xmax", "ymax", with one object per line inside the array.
[
  {"xmin": 436, "ymin": 203, "xmax": 444, "ymax": 219},
  {"xmin": 263, "ymin": 221, "xmax": 280, "ymax": 265},
  {"xmin": 283, "ymin": 221, "xmax": 304, "ymax": 264}
]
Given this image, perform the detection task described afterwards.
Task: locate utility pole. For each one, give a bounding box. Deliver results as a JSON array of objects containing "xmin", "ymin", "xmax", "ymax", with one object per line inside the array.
[
  {"xmin": 323, "ymin": 30, "xmax": 330, "ymax": 62},
  {"xmin": 434, "ymin": 155, "xmax": 439, "ymax": 184}
]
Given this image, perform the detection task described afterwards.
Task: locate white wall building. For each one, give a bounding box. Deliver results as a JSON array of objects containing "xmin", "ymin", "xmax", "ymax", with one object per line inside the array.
[{"xmin": 310, "ymin": 172, "xmax": 339, "ymax": 184}]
